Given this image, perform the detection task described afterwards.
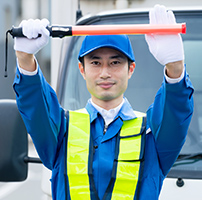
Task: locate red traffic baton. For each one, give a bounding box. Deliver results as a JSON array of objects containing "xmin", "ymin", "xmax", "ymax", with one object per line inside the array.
[{"xmin": 9, "ymin": 23, "xmax": 186, "ymax": 38}]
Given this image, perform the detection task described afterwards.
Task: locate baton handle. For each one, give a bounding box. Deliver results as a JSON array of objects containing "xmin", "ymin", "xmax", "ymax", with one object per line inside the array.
[
  {"xmin": 9, "ymin": 26, "xmax": 72, "ymax": 38},
  {"xmin": 9, "ymin": 23, "xmax": 186, "ymax": 38}
]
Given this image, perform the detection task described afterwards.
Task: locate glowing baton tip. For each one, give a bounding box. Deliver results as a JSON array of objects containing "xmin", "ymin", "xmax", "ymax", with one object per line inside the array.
[{"xmin": 182, "ymin": 23, "xmax": 186, "ymax": 34}]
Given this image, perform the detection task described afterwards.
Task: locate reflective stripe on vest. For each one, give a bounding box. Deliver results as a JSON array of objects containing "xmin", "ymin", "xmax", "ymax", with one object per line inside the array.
[
  {"xmin": 67, "ymin": 108, "xmax": 91, "ymax": 199},
  {"xmin": 67, "ymin": 108, "xmax": 146, "ymax": 200},
  {"xmin": 111, "ymin": 117, "xmax": 143, "ymax": 200}
]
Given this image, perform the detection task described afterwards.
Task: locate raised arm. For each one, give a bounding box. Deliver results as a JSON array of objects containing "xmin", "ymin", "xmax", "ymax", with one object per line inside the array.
[
  {"xmin": 145, "ymin": 5, "xmax": 194, "ymax": 175},
  {"xmin": 13, "ymin": 19, "xmax": 66, "ymax": 170}
]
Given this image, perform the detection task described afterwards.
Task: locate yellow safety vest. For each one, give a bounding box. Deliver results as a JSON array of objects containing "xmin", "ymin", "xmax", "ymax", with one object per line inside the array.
[{"xmin": 66, "ymin": 108, "xmax": 146, "ymax": 200}]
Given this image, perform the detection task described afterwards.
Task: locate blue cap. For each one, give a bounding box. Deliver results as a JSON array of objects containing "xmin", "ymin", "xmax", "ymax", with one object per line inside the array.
[{"xmin": 78, "ymin": 35, "xmax": 135, "ymax": 62}]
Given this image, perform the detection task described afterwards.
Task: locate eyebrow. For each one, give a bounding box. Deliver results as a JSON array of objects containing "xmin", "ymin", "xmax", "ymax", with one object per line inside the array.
[
  {"xmin": 110, "ymin": 55, "xmax": 126, "ymax": 60},
  {"xmin": 88, "ymin": 55, "xmax": 101, "ymax": 60}
]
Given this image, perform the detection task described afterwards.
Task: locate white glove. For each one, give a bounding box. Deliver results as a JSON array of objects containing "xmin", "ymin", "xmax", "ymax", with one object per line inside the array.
[
  {"xmin": 14, "ymin": 18, "xmax": 50, "ymax": 54},
  {"xmin": 145, "ymin": 5, "xmax": 184, "ymax": 66}
]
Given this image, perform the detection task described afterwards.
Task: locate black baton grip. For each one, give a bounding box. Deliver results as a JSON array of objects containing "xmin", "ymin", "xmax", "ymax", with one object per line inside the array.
[
  {"xmin": 10, "ymin": 27, "xmax": 26, "ymax": 38},
  {"xmin": 9, "ymin": 26, "xmax": 72, "ymax": 38}
]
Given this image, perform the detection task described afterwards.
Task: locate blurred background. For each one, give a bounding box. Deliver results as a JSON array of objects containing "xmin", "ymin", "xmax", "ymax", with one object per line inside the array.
[{"xmin": 0, "ymin": 0, "xmax": 202, "ymax": 199}]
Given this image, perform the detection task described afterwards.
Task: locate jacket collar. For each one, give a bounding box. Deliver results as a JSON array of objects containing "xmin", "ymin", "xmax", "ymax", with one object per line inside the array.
[{"xmin": 85, "ymin": 97, "xmax": 137, "ymax": 123}]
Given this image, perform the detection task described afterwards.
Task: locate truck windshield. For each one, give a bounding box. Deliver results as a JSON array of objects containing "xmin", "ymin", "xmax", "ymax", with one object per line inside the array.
[{"xmin": 59, "ymin": 11, "xmax": 202, "ymax": 179}]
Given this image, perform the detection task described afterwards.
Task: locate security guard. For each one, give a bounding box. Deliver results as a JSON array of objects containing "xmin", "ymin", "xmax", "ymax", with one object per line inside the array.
[{"xmin": 13, "ymin": 5, "xmax": 193, "ymax": 200}]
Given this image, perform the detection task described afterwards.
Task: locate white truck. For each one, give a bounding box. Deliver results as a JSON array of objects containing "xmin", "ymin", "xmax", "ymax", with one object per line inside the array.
[{"xmin": 0, "ymin": 7, "xmax": 202, "ymax": 199}]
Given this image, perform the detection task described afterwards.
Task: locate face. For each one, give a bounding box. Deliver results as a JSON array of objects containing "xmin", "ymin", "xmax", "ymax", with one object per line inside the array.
[{"xmin": 79, "ymin": 47, "xmax": 135, "ymax": 108}]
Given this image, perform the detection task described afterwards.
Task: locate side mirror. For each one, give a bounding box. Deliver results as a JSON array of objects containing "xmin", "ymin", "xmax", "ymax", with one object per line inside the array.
[{"xmin": 0, "ymin": 99, "xmax": 28, "ymax": 181}]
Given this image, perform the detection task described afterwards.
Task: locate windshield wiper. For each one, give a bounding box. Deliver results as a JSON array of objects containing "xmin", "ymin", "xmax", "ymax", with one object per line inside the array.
[
  {"xmin": 177, "ymin": 153, "xmax": 202, "ymax": 161},
  {"xmin": 171, "ymin": 153, "xmax": 202, "ymax": 167}
]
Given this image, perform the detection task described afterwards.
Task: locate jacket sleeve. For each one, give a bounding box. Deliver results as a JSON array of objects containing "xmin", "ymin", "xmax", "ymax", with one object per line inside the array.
[
  {"xmin": 146, "ymin": 69, "xmax": 194, "ymax": 176},
  {"xmin": 13, "ymin": 64, "xmax": 66, "ymax": 170}
]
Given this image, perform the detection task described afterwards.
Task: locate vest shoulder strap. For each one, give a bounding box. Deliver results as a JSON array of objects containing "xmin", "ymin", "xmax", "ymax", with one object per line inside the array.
[
  {"xmin": 71, "ymin": 108, "xmax": 88, "ymax": 114},
  {"xmin": 133, "ymin": 110, "xmax": 146, "ymax": 117}
]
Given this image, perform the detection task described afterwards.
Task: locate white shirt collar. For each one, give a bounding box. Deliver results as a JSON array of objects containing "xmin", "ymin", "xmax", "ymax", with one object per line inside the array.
[{"xmin": 90, "ymin": 99, "xmax": 125, "ymax": 126}]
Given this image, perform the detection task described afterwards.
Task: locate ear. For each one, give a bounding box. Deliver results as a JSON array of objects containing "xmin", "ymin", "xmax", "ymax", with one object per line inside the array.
[
  {"xmin": 78, "ymin": 62, "xmax": 86, "ymax": 80},
  {"xmin": 128, "ymin": 62, "xmax": 136, "ymax": 79}
]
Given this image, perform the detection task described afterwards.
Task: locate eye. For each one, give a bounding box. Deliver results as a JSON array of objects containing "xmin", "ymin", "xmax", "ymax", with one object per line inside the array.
[
  {"xmin": 111, "ymin": 60, "xmax": 121, "ymax": 66},
  {"xmin": 91, "ymin": 61, "xmax": 100, "ymax": 66}
]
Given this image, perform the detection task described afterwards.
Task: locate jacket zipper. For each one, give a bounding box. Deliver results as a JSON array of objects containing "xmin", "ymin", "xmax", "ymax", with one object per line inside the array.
[
  {"xmin": 103, "ymin": 117, "xmax": 120, "ymax": 135},
  {"xmin": 103, "ymin": 124, "xmax": 108, "ymax": 135}
]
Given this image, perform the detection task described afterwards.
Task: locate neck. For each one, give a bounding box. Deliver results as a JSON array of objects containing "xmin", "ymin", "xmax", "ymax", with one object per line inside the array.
[{"xmin": 91, "ymin": 96, "xmax": 124, "ymax": 111}]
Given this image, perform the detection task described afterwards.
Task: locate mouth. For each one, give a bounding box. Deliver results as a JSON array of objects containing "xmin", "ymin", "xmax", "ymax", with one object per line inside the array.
[{"xmin": 97, "ymin": 81, "xmax": 115, "ymax": 89}]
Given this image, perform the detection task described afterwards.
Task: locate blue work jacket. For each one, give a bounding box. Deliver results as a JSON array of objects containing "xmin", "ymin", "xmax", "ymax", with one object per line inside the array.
[{"xmin": 13, "ymin": 65, "xmax": 194, "ymax": 200}]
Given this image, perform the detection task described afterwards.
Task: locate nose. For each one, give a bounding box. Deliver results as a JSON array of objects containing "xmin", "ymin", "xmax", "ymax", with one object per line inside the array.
[{"xmin": 99, "ymin": 65, "xmax": 111, "ymax": 79}]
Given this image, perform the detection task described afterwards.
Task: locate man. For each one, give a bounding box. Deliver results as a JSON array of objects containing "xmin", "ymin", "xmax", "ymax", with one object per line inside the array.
[{"xmin": 13, "ymin": 4, "xmax": 193, "ymax": 200}]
